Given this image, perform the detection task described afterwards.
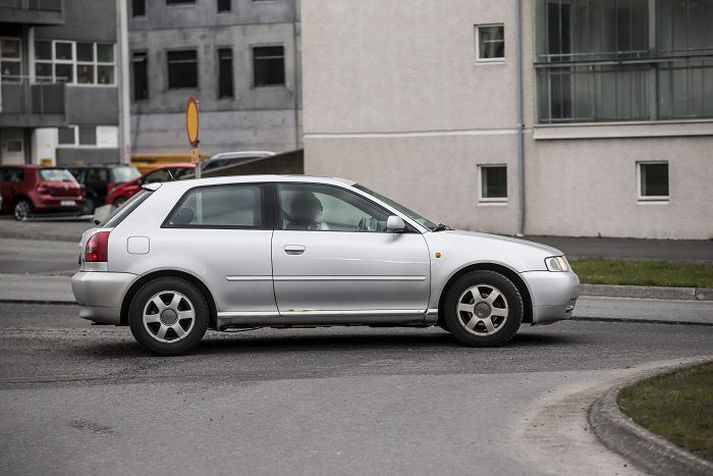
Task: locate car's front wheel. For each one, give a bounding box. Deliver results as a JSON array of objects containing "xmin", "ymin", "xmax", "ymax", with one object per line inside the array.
[
  {"xmin": 13, "ymin": 199, "xmax": 32, "ymax": 221},
  {"xmin": 129, "ymin": 277, "xmax": 208, "ymax": 355},
  {"xmin": 443, "ymin": 270, "xmax": 523, "ymax": 347}
]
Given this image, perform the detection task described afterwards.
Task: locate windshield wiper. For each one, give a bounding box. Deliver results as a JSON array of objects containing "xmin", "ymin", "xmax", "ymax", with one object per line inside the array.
[{"xmin": 432, "ymin": 223, "xmax": 452, "ymax": 232}]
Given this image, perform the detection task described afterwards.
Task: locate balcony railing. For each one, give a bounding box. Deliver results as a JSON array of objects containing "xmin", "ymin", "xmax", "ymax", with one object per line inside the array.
[
  {"xmin": 0, "ymin": 76, "xmax": 65, "ymax": 116},
  {"xmin": 0, "ymin": 0, "xmax": 62, "ymax": 11}
]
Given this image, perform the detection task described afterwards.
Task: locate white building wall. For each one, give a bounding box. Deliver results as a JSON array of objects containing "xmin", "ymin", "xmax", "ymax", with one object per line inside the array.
[{"xmin": 301, "ymin": 0, "xmax": 713, "ymax": 239}]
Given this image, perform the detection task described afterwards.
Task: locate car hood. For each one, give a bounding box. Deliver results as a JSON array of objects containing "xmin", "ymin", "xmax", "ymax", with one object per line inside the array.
[{"xmin": 423, "ymin": 229, "xmax": 564, "ymax": 273}]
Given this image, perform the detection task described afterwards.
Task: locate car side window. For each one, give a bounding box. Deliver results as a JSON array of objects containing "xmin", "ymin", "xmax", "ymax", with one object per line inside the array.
[
  {"xmin": 166, "ymin": 184, "xmax": 263, "ymax": 228},
  {"xmin": 144, "ymin": 170, "xmax": 169, "ymax": 184},
  {"xmin": 277, "ymin": 183, "xmax": 391, "ymax": 232}
]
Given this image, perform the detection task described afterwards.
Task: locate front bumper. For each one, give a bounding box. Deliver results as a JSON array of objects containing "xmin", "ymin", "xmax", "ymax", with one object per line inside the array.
[
  {"xmin": 519, "ymin": 270, "xmax": 580, "ymax": 324},
  {"xmin": 71, "ymin": 271, "xmax": 136, "ymax": 324}
]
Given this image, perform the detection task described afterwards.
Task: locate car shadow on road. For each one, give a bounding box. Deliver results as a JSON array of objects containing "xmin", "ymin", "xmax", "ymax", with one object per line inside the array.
[{"xmin": 79, "ymin": 329, "xmax": 580, "ymax": 358}]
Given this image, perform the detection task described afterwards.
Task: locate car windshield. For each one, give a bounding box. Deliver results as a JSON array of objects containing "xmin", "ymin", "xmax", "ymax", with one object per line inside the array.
[
  {"xmin": 354, "ymin": 184, "xmax": 439, "ymax": 231},
  {"xmin": 112, "ymin": 167, "xmax": 141, "ymax": 183},
  {"xmin": 39, "ymin": 169, "xmax": 77, "ymax": 183}
]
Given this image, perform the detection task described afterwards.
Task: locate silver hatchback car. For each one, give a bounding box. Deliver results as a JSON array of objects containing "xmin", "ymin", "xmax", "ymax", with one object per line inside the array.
[{"xmin": 72, "ymin": 175, "xmax": 579, "ymax": 355}]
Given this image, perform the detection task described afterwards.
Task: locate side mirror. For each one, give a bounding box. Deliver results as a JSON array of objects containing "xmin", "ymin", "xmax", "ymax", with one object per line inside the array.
[{"xmin": 386, "ymin": 215, "xmax": 406, "ymax": 233}]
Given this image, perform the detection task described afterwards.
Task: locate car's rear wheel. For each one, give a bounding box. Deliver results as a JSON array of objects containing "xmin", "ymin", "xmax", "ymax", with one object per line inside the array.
[
  {"xmin": 443, "ymin": 270, "xmax": 523, "ymax": 347},
  {"xmin": 82, "ymin": 197, "xmax": 96, "ymax": 215},
  {"xmin": 13, "ymin": 199, "xmax": 32, "ymax": 221},
  {"xmin": 129, "ymin": 277, "xmax": 208, "ymax": 356}
]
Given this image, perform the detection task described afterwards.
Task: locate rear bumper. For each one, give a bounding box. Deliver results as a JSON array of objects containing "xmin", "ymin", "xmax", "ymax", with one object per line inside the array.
[
  {"xmin": 520, "ymin": 270, "xmax": 580, "ymax": 324},
  {"xmin": 33, "ymin": 195, "xmax": 85, "ymax": 212},
  {"xmin": 71, "ymin": 271, "xmax": 136, "ymax": 324}
]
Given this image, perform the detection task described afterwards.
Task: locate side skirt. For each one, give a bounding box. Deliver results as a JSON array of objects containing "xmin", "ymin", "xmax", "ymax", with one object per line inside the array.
[{"xmin": 216, "ymin": 309, "xmax": 439, "ymax": 331}]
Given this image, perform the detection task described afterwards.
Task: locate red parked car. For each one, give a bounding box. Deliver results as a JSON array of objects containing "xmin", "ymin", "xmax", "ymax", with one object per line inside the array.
[
  {"xmin": 106, "ymin": 164, "xmax": 195, "ymax": 207},
  {"xmin": 0, "ymin": 165, "xmax": 86, "ymax": 220}
]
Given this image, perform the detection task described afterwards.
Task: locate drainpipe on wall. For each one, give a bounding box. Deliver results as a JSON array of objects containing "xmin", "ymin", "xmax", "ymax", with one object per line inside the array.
[
  {"xmin": 514, "ymin": 0, "xmax": 526, "ymax": 237},
  {"xmin": 117, "ymin": 0, "xmax": 132, "ymax": 164},
  {"xmin": 292, "ymin": 0, "xmax": 301, "ymax": 150}
]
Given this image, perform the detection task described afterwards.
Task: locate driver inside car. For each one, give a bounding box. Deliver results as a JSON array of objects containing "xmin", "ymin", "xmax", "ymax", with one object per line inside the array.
[{"xmin": 285, "ymin": 191, "xmax": 330, "ymax": 230}]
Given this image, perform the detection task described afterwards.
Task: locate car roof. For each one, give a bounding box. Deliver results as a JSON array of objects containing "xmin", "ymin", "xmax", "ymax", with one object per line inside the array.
[
  {"xmin": 207, "ymin": 151, "xmax": 275, "ymax": 161},
  {"xmin": 162, "ymin": 174, "xmax": 357, "ymax": 190}
]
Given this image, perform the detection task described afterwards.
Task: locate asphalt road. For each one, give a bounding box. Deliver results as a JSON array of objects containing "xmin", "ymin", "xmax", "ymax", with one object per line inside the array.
[{"xmin": 1, "ymin": 302, "xmax": 712, "ymax": 475}]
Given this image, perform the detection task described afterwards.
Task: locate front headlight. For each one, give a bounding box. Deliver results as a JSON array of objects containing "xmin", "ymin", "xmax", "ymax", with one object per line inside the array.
[{"xmin": 545, "ymin": 256, "xmax": 571, "ymax": 272}]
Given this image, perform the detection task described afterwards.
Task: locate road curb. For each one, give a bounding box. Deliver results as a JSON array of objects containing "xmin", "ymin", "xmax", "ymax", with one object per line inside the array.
[
  {"xmin": 589, "ymin": 362, "xmax": 713, "ymax": 476},
  {"xmin": 580, "ymin": 283, "xmax": 713, "ymax": 301}
]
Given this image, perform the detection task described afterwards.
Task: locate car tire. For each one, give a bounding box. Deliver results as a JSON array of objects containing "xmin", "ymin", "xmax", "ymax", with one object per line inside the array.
[
  {"xmin": 13, "ymin": 199, "xmax": 32, "ymax": 221},
  {"xmin": 443, "ymin": 270, "xmax": 523, "ymax": 347},
  {"xmin": 129, "ymin": 277, "xmax": 209, "ymax": 356}
]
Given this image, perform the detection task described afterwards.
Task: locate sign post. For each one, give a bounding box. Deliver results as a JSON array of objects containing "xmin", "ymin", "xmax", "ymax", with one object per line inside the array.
[{"xmin": 186, "ymin": 96, "xmax": 201, "ymax": 178}]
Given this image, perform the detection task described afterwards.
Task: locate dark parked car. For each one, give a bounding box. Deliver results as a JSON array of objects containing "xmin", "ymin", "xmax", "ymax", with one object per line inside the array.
[
  {"xmin": 68, "ymin": 165, "xmax": 141, "ymax": 214},
  {"xmin": 0, "ymin": 165, "xmax": 85, "ymax": 220}
]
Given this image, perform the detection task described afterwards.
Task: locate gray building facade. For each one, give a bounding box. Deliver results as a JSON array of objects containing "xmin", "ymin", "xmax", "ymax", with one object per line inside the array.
[
  {"xmin": 128, "ymin": 0, "xmax": 301, "ymax": 157},
  {"xmin": 0, "ymin": 0, "xmax": 123, "ymax": 166},
  {"xmin": 301, "ymin": 0, "xmax": 713, "ymax": 240}
]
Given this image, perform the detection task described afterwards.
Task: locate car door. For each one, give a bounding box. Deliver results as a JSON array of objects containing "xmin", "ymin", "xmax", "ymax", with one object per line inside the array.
[
  {"xmin": 271, "ymin": 182, "xmax": 431, "ymax": 317},
  {"xmin": 160, "ymin": 182, "xmax": 276, "ymax": 317}
]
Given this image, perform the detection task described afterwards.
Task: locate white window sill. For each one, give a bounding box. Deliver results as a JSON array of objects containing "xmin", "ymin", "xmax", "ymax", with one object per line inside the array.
[
  {"xmin": 533, "ymin": 119, "xmax": 713, "ymax": 140},
  {"xmin": 478, "ymin": 200, "xmax": 508, "ymax": 206},
  {"xmin": 474, "ymin": 59, "xmax": 505, "ymax": 65},
  {"xmin": 637, "ymin": 198, "xmax": 670, "ymax": 205}
]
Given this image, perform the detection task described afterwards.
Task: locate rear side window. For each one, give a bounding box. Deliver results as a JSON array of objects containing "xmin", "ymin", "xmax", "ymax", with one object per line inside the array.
[
  {"xmin": 0, "ymin": 168, "xmax": 25, "ymax": 183},
  {"xmin": 165, "ymin": 185, "xmax": 263, "ymax": 228},
  {"xmin": 101, "ymin": 190, "xmax": 152, "ymax": 228}
]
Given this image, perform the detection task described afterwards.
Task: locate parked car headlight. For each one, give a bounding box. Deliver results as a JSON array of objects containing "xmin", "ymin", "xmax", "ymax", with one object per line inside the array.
[{"xmin": 545, "ymin": 256, "xmax": 571, "ymax": 272}]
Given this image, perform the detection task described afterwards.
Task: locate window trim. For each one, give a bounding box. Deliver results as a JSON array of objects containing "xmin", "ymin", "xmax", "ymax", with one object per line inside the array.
[
  {"xmin": 0, "ymin": 37, "xmax": 23, "ymax": 82},
  {"xmin": 637, "ymin": 161, "xmax": 670, "ymax": 203},
  {"xmin": 33, "ymin": 40, "xmax": 115, "ymax": 86},
  {"xmin": 275, "ymin": 182, "xmax": 419, "ymax": 234},
  {"xmin": 57, "ymin": 125, "xmax": 100, "ymax": 148},
  {"xmin": 131, "ymin": 50, "xmax": 149, "ymax": 101},
  {"xmin": 216, "ymin": 46, "xmax": 234, "ymax": 99},
  {"xmin": 251, "ymin": 43, "xmax": 286, "ymax": 88},
  {"xmin": 474, "ymin": 24, "xmax": 505, "ymax": 63},
  {"xmin": 166, "ymin": 48, "xmax": 199, "ymax": 90},
  {"xmin": 478, "ymin": 164, "xmax": 508, "ymax": 204},
  {"xmin": 161, "ymin": 183, "xmax": 271, "ymax": 230}
]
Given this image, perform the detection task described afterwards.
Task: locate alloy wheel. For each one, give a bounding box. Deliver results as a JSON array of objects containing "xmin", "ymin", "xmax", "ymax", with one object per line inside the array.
[
  {"xmin": 142, "ymin": 290, "xmax": 196, "ymax": 344},
  {"xmin": 456, "ymin": 284, "xmax": 509, "ymax": 336},
  {"xmin": 13, "ymin": 201, "xmax": 31, "ymax": 221}
]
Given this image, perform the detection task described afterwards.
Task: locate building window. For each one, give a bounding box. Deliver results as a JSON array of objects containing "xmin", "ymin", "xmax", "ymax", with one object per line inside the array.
[
  {"xmin": 1, "ymin": 38, "xmax": 22, "ymax": 81},
  {"xmin": 638, "ymin": 162, "xmax": 669, "ymax": 202},
  {"xmin": 479, "ymin": 165, "xmax": 508, "ymax": 203},
  {"xmin": 252, "ymin": 45, "xmax": 285, "ymax": 87},
  {"xmin": 218, "ymin": 48, "xmax": 234, "ymax": 98},
  {"xmin": 57, "ymin": 126, "xmax": 99, "ymax": 147},
  {"xmin": 217, "ymin": 0, "xmax": 231, "ymax": 12},
  {"xmin": 167, "ymin": 50, "xmax": 198, "ymax": 89},
  {"xmin": 535, "ymin": 0, "xmax": 713, "ymax": 124},
  {"xmin": 475, "ymin": 25, "xmax": 505, "ymax": 61},
  {"xmin": 132, "ymin": 0, "xmax": 146, "ymax": 16},
  {"xmin": 166, "ymin": 0, "xmax": 194, "ymax": 4},
  {"xmin": 33, "ymin": 40, "xmax": 115, "ymax": 85},
  {"xmin": 132, "ymin": 52, "xmax": 148, "ymax": 100}
]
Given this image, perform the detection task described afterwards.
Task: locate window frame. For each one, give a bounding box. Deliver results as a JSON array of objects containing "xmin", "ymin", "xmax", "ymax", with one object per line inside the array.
[
  {"xmin": 0, "ymin": 37, "xmax": 23, "ymax": 82},
  {"xmin": 57, "ymin": 125, "xmax": 99, "ymax": 148},
  {"xmin": 132, "ymin": 51, "xmax": 149, "ymax": 101},
  {"xmin": 132, "ymin": 0, "xmax": 146, "ymax": 17},
  {"xmin": 32, "ymin": 40, "xmax": 115, "ymax": 86},
  {"xmin": 637, "ymin": 161, "xmax": 670, "ymax": 203},
  {"xmin": 162, "ymin": 183, "xmax": 272, "ymax": 230},
  {"xmin": 251, "ymin": 44, "xmax": 286, "ymax": 87},
  {"xmin": 166, "ymin": 49, "xmax": 199, "ymax": 90},
  {"xmin": 217, "ymin": 47, "xmax": 234, "ymax": 99},
  {"xmin": 478, "ymin": 164, "xmax": 508, "ymax": 204},
  {"xmin": 475, "ymin": 24, "xmax": 505, "ymax": 63},
  {"xmin": 275, "ymin": 182, "xmax": 418, "ymax": 234},
  {"xmin": 217, "ymin": 0, "xmax": 231, "ymax": 12}
]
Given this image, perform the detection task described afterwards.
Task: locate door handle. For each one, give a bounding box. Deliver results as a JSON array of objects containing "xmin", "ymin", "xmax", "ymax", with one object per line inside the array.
[{"xmin": 284, "ymin": 244, "xmax": 306, "ymax": 255}]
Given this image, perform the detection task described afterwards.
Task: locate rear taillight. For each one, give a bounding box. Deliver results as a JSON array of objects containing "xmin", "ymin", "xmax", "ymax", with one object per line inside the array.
[{"xmin": 85, "ymin": 231, "xmax": 110, "ymax": 263}]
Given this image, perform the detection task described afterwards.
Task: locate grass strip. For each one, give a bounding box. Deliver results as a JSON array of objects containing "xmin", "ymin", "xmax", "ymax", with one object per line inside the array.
[
  {"xmin": 618, "ymin": 362, "xmax": 713, "ymax": 462},
  {"xmin": 571, "ymin": 259, "xmax": 713, "ymax": 288}
]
